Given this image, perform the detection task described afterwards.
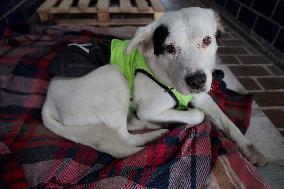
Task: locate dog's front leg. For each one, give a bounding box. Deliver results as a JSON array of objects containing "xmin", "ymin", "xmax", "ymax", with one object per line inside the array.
[
  {"xmin": 191, "ymin": 92, "xmax": 266, "ymax": 166},
  {"xmin": 137, "ymin": 106, "xmax": 205, "ymax": 126},
  {"xmin": 134, "ymin": 73, "xmax": 205, "ymax": 126}
]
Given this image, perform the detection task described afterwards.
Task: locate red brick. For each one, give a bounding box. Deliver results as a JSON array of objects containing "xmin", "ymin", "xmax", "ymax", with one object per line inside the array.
[
  {"xmin": 220, "ymin": 39, "xmax": 247, "ymax": 46},
  {"xmin": 218, "ymin": 47, "xmax": 248, "ymax": 55},
  {"xmin": 252, "ymin": 92, "xmax": 284, "ymax": 107},
  {"xmin": 238, "ymin": 78, "xmax": 261, "ymax": 90},
  {"xmin": 267, "ymin": 65, "xmax": 284, "ymax": 75},
  {"xmin": 237, "ymin": 55, "xmax": 270, "ymax": 64},
  {"xmin": 263, "ymin": 109, "xmax": 284, "ymax": 129},
  {"xmin": 229, "ymin": 66, "xmax": 270, "ymax": 76},
  {"xmin": 230, "ymin": 32, "xmax": 241, "ymax": 39},
  {"xmin": 219, "ymin": 56, "xmax": 239, "ymax": 64},
  {"xmin": 246, "ymin": 46, "xmax": 259, "ymax": 54},
  {"xmin": 257, "ymin": 77, "xmax": 284, "ymax": 90},
  {"xmin": 218, "ymin": 33, "xmax": 232, "ymax": 40},
  {"xmin": 224, "ymin": 26, "xmax": 234, "ymax": 32}
]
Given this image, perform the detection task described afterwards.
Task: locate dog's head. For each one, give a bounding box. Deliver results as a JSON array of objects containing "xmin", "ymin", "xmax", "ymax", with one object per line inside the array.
[{"xmin": 126, "ymin": 7, "xmax": 224, "ymax": 94}]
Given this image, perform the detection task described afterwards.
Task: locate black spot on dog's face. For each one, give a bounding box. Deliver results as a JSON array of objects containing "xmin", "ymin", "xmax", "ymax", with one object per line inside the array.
[{"xmin": 153, "ymin": 25, "xmax": 169, "ymax": 56}]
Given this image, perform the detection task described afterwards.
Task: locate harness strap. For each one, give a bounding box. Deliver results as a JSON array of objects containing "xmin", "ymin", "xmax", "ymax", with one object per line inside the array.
[{"xmin": 135, "ymin": 69, "xmax": 179, "ymax": 109}]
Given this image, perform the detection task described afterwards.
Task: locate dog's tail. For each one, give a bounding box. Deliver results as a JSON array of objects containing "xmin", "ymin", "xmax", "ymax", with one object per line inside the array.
[{"xmin": 41, "ymin": 101, "xmax": 144, "ymax": 158}]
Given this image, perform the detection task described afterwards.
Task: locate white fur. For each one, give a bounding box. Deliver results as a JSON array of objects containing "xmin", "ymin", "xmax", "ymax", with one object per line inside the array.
[{"xmin": 42, "ymin": 7, "xmax": 266, "ymax": 165}]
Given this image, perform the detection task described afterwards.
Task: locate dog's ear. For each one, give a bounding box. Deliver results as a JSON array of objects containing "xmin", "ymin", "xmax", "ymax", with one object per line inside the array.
[
  {"xmin": 125, "ymin": 22, "xmax": 156, "ymax": 56},
  {"xmin": 213, "ymin": 12, "xmax": 225, "ymax": 33}
]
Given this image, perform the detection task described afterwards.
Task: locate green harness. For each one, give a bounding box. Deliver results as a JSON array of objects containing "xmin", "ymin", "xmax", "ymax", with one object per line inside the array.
[{"xmin": 110, "ymin": 39, "xmax": 193, "ymax": 110}]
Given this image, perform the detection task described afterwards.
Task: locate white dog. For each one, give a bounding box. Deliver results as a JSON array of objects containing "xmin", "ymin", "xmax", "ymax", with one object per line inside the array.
[{"xmin": 42, "ymin": 7, "xmax": 266, "ymax": 166}]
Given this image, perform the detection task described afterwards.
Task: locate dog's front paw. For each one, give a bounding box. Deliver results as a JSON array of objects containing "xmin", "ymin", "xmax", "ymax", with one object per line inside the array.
[{"xmin": 240, "ymin": 144, "xmax": 267, "ymax": 166}]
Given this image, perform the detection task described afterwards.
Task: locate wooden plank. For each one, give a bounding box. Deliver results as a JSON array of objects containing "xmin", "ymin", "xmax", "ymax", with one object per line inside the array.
[
  {"xmin": 50, "ymin": 0, "xmax": 73, "ymax": 13},
  {"xmin": 109, "ymin": 7, "xmax": 142, "ymax": 13},
  {"xmin": 97, "ymin": 0, "xmax": 109, "ymax": 22},
  {"xmin": 37, "ymin": 0, "xmax": 59, "ymax": 21},
  {"xmin": 67, "ymin": 7, "xmax": 96, "ymax": 13},
  {"xmin": 154, "ymin": 12, "xmax": 163, "ymax": 20},
  {"xmin": 56, "ymin": 18, "xmax": 152, "ymax": 26},
  {"xmin": 38, "ymin": 13, "xmax": 48, "ymax": 21},
  {"xmin": 97, "ymin": 0, "xmax": 109, "ymax": 11},
  {"xmin": 78, "ymin": 0, "xmax": 91, "ymax": 9},
  {"xmin": 58, "ymin": 0, "xmax": 73, "ymax": 10},
  {"xmin": 120, "ymin": 0, "xmax": 132, "ymax": 12},
  {"xmin": 37, "ymin": 0, "xmax": 159, "ymax": 23},
  {"xmin": 135, "ymin": 0, "xmax": 153, "ymax": 12},
  {"xmin": 37, "ymin": 0, "xmax": 59, "ymax": 12},
  {"xmin": 98, "ymin": 12, "xmax": 109, "ymax": 23},
  {"xmin": 149, "ymin": 0, "xmax": 164, "ymax": 12},
  {"xmin": 136, "ymin": 0, "xmax": 148, "ymax": 8}
]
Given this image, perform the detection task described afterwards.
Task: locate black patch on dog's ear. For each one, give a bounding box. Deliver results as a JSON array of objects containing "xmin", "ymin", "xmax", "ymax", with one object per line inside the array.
[{"xmin": 153, "ymin": 25, "xmax": 169, "ymax": 56}]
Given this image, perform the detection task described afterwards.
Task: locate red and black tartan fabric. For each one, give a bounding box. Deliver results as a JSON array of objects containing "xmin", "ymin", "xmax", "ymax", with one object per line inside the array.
[{"xmin": 0, "ymin": 30, "xmax": 253, "ymax": 189}]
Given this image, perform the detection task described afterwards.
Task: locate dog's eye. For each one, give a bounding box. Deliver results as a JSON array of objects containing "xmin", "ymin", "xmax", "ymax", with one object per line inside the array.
[
  {"xmin": 202, "ymin": 36, "xmax": 211, "ymax": 46},
  {"xmin": 165, "ymin": 44, "xmax": 176, "ymax": 54}
]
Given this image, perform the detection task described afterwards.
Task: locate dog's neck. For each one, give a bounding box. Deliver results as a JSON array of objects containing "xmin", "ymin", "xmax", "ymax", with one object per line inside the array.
[{"xmin": 146, "ymin": 56, "xmax": 172, "ymax": 86}]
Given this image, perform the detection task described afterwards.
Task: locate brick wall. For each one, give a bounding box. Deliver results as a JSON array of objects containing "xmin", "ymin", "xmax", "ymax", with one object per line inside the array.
[
  {"xmin": 0, "ymin": 0, "xmax": 43, "ymax": 37},
  {"xmin": 216, "ymin": 23, "xmax": 284, "ymax": 135},
  {"xmin": 210, "ymin": 0, "xmax": 284, "ymax": 67}
]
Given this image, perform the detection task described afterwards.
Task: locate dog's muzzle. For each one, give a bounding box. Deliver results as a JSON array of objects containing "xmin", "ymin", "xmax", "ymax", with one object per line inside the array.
[{"xmin": 185, "ymin": 71, "xmax": 206, "ymax": 91}]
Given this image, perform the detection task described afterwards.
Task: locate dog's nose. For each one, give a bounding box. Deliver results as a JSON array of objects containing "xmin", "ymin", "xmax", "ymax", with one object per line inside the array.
[{"xmin": 185, "ymin": 72, "xmax": 206, "ymax": 90}]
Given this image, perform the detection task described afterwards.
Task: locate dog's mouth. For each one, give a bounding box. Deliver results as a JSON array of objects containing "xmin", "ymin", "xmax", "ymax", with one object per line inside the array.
[
  {"xmin": 190, "ymin": 88, "xmax": 206, "ymax": 93},
  {"xmin": 176, "ymin": 86, "xmax": 206, "ymax": 95}
]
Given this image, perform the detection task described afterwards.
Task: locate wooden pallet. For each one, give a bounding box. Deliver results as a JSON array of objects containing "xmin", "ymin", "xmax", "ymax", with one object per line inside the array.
[{"xmin": 37, "ymin": 0, "xmax": 165, "ymax": 26}]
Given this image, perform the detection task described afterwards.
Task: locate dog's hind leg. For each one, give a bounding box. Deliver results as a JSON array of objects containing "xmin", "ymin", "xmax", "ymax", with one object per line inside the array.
[
  {"xmin": 68, "ymin": 124, "xmax": 146, "ymax": 158},
  {"xmin": 42, "ymin": 100, "xmax": 145, "ymax": 158}
]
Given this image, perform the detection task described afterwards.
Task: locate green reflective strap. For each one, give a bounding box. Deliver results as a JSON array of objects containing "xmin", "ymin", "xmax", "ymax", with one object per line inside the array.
[{"xmin": 172, "ymin": 89, "xmax": 193, "ymax": 109}]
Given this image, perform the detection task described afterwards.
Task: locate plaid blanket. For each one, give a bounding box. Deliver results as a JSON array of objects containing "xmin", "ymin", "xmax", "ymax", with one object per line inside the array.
[{"xmin": 0, "ymin": 29, "xmax": 269, "ymax": 189}]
